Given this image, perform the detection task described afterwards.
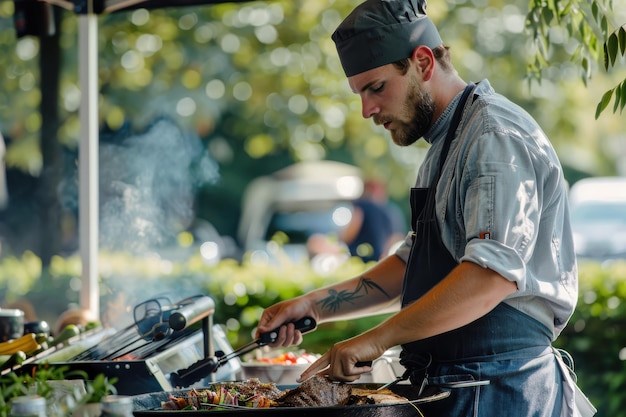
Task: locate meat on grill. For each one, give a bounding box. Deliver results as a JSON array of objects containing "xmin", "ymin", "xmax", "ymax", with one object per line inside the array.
[
  {"xmin": 276, "ymin": 375, "xmax": 352, "ymax": 407},
  {"xmin": 161, "ymin": 379, "xmax": 284, "ymax": 410},
  {"xmin": 222, "ymin": 378, "xmax": 285, "ymax": 400}
]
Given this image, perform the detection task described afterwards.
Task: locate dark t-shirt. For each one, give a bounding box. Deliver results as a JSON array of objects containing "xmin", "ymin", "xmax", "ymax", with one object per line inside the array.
[{"xmin": 347, "ymin": 199, "xmax": 393, "ymax": 262}]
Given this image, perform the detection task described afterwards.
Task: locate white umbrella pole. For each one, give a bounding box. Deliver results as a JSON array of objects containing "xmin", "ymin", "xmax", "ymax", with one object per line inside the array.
[{"xmin": 78, "ymin": 10, "xmax": 100, "ymax": 320}]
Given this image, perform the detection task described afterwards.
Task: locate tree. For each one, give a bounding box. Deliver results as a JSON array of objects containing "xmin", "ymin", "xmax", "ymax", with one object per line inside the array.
[{"xmin": 526, "ymin": 0, "xmax": 626, "ymax": 118}]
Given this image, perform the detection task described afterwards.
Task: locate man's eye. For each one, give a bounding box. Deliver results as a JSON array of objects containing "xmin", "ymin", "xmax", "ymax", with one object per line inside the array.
[{"xmin": 372, "ymin": 83, "xmax": 384, "ymax": 93}]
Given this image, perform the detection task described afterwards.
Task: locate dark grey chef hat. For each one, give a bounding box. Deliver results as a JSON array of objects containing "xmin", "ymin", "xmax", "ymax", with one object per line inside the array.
[{"xmin": 332, "ymin": 0, "xmax": 443, "ymax": 77}]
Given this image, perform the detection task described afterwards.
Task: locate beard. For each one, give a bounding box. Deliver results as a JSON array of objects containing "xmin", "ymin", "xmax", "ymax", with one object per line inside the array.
[{"xmin": 376, "ymin": 75, "xmax": 435, "ymax": 147}]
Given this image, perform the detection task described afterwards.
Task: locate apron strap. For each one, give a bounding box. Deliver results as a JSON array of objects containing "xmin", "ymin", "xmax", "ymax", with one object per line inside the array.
[
  {"xmin": 424, "ymin": 82, "xmax": 476, "ymax": 215},
  {"xmin": 432, "ymin": 82, "xmax": 476, "ymax": 187}
]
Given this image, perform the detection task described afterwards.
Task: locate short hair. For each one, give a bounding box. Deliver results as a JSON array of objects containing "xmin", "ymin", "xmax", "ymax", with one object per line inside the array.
[{"xmin": 392, "ymin": 45, "xmax": 453, "ymax": 74}]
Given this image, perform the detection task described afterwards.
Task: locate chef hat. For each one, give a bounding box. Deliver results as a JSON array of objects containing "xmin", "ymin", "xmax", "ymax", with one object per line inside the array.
[{"xmin": 332, "ymin": 0, "xmax": 443, "ymax": 77}]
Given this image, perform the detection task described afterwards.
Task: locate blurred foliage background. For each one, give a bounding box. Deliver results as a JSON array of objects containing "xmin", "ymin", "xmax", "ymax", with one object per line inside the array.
[{"xmin": 0, "ymin": 0, "xmax": 625, "ymax": 264}]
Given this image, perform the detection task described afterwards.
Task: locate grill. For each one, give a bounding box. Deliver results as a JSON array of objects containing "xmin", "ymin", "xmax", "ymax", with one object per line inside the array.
[{"xmin": 16, "ymin": 295, "xmax": 242, "ymax": 395}]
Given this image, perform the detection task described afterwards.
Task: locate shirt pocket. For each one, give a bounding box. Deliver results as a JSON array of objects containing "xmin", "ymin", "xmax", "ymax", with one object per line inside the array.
[{"xmin": 462, "ymin": 175, "xmax": 495, "ymax": 243}]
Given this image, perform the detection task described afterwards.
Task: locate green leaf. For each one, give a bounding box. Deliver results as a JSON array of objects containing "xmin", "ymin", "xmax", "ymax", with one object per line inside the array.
[
  {"xmin": 614, "ymin": 82, "xmax": 622, "ymax": 113},
  {"xmin": 591, "ymin": 2, "xmax": 599, "ymax": 23},
  {"xmin": 571, "ymin": 44, "xmax": 582, "ymax": 62},
  {"xmin": 559, "ymin": 2, "xmax": 572, "ymax": 21},
  {"xmin": 595, "ymin": 88, "xmax": 614, "ymax": 119},
  {"xmin": 603, "ymin": 42, "xmax": 610, "ymax": 71},
  {"xmin": 579, "ymin": 19, "xmax": 588, "ymax": 43},
  {"xmin": 542, "ymin": 7, "xmax": 554, "ymax": 25},
  {"xmin": 619, "ymin": 26, "xmax": 626, "ymax": 56},
  {"xmin": 553, "ymin": 0, "xmax": 561, "ymax": 23},
  {"xmin": 621, "ymin": 81, "xmax": 626, "ymax": 114},
  {"xmin": 581, "ymin": 57, "xmax": 590, "ymax": 85},
  {"xmin": 607, "ymin": 32, "xmax": 619, "ymax": 67}
]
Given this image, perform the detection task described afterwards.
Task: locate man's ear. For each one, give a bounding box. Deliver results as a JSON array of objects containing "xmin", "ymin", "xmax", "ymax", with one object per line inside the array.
[{"xmin": 411, "ymin": 45, "xmax": 435, "ymax": 81}]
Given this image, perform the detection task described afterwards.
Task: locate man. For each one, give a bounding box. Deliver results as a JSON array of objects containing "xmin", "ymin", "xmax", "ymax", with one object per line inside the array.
[{"xmin": 256, "ymin": 0, "xmax": 584, "ymax": 415}]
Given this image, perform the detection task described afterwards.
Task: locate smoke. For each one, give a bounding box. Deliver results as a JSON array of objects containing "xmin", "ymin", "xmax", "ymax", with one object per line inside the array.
[{"xmin": 59, "ymin": 115, "xmax": 220, "ymax": 254}]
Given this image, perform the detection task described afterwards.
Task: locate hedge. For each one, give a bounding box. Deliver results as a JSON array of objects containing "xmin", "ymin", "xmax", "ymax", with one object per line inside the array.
[{"xmin": 0, "ymin": 251, "xmax": 624, "ymax": 416}]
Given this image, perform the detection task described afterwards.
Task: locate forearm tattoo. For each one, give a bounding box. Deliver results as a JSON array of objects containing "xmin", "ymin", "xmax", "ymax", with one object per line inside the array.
[{"xmin": 317, "ymin": 276, "xmax": 391, "ymax": 313}]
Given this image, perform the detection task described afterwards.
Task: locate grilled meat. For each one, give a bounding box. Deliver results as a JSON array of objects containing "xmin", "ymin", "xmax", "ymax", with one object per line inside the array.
[
  {"xmin": 160, "ymin": 377, "xmax": 409, "ymax": 410},
  {"xmin": 276, "ymin": 375, "xmax": 352, "ymax": 407},
  {"xmin": 161, "ymin": 379, "xmax": 284, "ymax": 410},
  {"xmin": 220, "ymin": 378, "xmax": 285, "ymax": 400},
  {"xmin": 349, "ymin": 387, "xmax": 409, "ymax": 405}
]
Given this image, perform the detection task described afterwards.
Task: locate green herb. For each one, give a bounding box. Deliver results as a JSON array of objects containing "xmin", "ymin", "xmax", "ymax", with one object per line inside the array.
[{"xmin": 0, "ymin": 364, "xmax": 117, "ymax": 417}]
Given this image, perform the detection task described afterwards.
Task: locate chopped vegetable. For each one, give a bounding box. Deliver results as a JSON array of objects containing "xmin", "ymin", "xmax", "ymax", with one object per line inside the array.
[
  {"xmin": 161, "ymin": 379, "xmax": 281, "ymax": 410},
  {"xmin": 248, "ymin": 350, "xmax": 320, "ymax": 365}
]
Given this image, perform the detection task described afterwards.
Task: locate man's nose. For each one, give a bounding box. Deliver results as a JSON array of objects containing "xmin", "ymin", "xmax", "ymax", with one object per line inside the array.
[{"xmin": 361, "ymin": 97, "xmax": 379, "ymax": 119}]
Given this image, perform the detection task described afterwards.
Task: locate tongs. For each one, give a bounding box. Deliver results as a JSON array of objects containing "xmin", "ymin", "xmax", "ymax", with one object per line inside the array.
[
  {"xmin": 376, "ymin": 369, "xmax": 413, "ymax": 391},
  {"xmin": 354, "ymin": 360, "xmax": 416, "ymax": 392},
  {"xmin": 360, "ymin": 358, "xmax": 489, "ymax": 393},
  {"xmin": 170, "ymin": 317, "xmax": 317, "ymax": 387}
]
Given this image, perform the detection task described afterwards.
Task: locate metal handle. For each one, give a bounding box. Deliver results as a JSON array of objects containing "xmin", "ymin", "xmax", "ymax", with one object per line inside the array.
[
  {"xmin": 437, "ymin": 379, "xmax": 490, "ymax": 388},
  {"xmin": 168, "ymin": 296, "xmax": 215, "ymax": 331}
]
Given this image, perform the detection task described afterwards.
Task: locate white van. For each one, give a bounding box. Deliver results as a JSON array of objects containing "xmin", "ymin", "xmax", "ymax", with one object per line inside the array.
[
  {"xmin": 569, "ymin": 177, "xmax": 626, "ymax": 261},
  {"xmin": 237, "ymin": 161, "xmax": 364, "ymax": 265}
]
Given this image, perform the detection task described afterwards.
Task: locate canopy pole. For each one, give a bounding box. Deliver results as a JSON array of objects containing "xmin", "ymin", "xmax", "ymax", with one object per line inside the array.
[{"xmin": 78, "ymin": 8, "xmax": 100, "ymax": 320}]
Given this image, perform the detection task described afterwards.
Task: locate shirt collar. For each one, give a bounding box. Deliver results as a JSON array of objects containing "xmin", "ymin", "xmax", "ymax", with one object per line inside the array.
[
  {"xmin": 422, "ymin": 80, "xmax": 492, "ymax": 145},
  {"xmin": 422, "ymin": 89, "xmax": 463, "ymax": 145}
]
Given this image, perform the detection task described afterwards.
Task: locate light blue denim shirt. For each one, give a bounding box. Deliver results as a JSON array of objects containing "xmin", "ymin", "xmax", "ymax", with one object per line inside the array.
[{"xmin": 395, "ymin": 79, "xmax": 578, "ymax": 339}]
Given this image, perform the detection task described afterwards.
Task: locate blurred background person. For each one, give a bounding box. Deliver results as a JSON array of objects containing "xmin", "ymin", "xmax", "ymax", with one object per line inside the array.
[
  {"xmin": 0, "ymin": 132, "xmax": 7, "ymax": 211},
  {"xmin": 340, "ymin": 186, "xmax": 394, "ymax": 262},
  {"xmin": 361, "ymin": 179, "xmax": 408, "ymax": 254},
  {"xmin": 0, "ymin": 132, "xmax": 7, "ymax": 258},
  {"xmin": 307, "ymin": 179, "xmax": 407, "ymax": 263}
]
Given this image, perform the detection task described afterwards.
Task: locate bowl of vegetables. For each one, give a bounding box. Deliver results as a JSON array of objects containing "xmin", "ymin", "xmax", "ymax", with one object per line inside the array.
[{"xmin": 241, "ymin": 350, "xmax": 320, "ymax": 384}]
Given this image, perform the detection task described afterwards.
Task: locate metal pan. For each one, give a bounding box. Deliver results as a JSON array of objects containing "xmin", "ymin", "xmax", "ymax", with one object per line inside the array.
[{"xmin": 131, "ymin": 383, "xmax": 449, "ymax": 417}]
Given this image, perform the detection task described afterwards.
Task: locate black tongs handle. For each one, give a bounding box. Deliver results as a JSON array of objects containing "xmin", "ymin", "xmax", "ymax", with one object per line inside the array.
[
  {"xmin": 170, "ymin": 355, "xmax": 221, "ymax": 388},
  {"xmin": 257, "ymin": 316, "xmax": 317, "ymax": 346},
  {"xmin": 219, "ymin": 316, "xmax": 317, "ymax": 361}
]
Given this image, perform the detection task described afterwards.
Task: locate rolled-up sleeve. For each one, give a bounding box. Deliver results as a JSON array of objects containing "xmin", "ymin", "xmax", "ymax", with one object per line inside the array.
[
  {"xmin": 457, "ymin": 130, "xmax": 546, "ymax": 292},
  {"xmin": 452, "ymin": 120, "xmax": 576, "ymax": 336}
]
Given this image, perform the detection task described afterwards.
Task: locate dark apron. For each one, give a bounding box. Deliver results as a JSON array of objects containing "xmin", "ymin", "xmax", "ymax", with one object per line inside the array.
[
  {"xmin": 400, "ymin": 82, "xmax": 475, "ymax": 311},
  {"xmin": 399, "ymin": 83, "xmax": 552, "ymax": 370}
]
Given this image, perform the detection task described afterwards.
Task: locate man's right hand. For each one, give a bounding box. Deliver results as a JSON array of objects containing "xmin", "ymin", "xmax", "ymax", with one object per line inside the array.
[{"xmin": 255, "ymin": 296, "xmax": 319, "ymax": 347}]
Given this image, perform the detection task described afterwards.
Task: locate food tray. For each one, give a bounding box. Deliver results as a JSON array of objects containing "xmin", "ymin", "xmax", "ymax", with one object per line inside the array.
[{"xmin": 240, "ymin": 363, "xmax": 309, "ymax": 385}]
